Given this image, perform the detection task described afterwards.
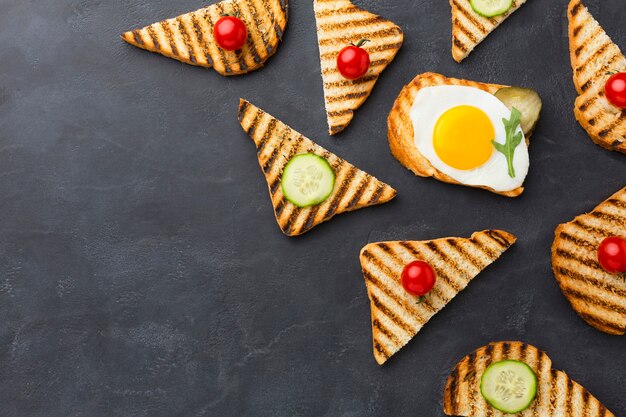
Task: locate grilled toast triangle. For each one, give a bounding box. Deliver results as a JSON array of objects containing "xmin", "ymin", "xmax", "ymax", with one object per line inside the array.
[
  {"xmin": 568, "ymin": 0, "xmax": 626, "ymax": 153},
  {"xmin": 360, "ymin": 230, "xmax": 516, "ymax": 365},
  {"xmin": 238, "ymin": 99, "xmax": 397, "ymax": 237},
  {"xmin": 450, "ymin": 0, "xmax": 527, "ymax": 63},
  {"xmin": 313, "ymin": 0, "xmax": 403, "ymax": 135},
  {"xmin": 121, "ymin": 0, "xmax": 288, "ymax": 76},
  {"xmin": 443, "ymin": 341, "xmax": 616, "ymax": 417},
  {"xmin": 552, "ymin": 186, "xmax": 626, "ymax": 335}
]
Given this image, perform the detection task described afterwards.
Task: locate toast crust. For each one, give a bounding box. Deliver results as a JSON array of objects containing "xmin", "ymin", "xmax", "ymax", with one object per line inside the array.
[
  {"xmin": 568, "ymin": 0, "xmax": 626, "ymax": 153},
  {"xmin": 443, "ymin": 341, "xmax": 616, "ymax": 416},
  {"xmin": 238, "ymin": 99, "xmax": 396, "ymax": 236},
  {"xmin": 551, "ymin": 187, "xmax": 626, "ymax": 335},
  {"xmin": 450, "ymin": 0, "xmax": 527, "ymax": 63},
  {"xmin": 360, "ymin": 230, "xmax": 516, "ymax": 365},
  {"xmin": 314, "ymin": 0, "xmax": 403, "ymax": 135},
  {"xmin": 122, "ymin": 0, "xmax": 288, "ymax": 76},
  {"xmin": 387, "ymin": 72, "xmax": 531, "ymax": 197}
]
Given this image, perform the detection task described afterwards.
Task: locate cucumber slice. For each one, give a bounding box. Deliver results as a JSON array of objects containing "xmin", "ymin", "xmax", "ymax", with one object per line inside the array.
[
  {"xmin": 470, "ymin": 0, "xmax": 513, "ymax": 17},
  {"xmin": 495, "ymin": 87, "xmax": 543, "ymax": 136},
  {"xmin": 281, "ymin": 153, "xmax": 335, "ymax": 208},
  {"xmin": 480, "ymin": 360, "xmax": 538, "ymax": 413}
]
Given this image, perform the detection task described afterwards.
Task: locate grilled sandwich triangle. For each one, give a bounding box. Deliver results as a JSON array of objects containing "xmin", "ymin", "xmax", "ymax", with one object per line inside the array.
[
  {"xmin": 360, "ymin": 230, "xmax": 516, "ymax": 365},
  {"xmin": 444, "ymin": 341, "xmax": 616, "ymax": 416},
  {"xmin": 238, "ymin": 99, "xmax": 397, "ymax": 237},
  {"xmin": 121, "ymin": 0, "xmax": 288, "ymax": 76},
  {"xmin": 568, "ymin": 0, "xmax": 626, "ymax": 153},
  {"xmin": 552, "ymin": 186, "xmax": 626, "ymax": 335},
  {"xmin": 314, "ymin": 0, "xmax": 403, "ymax": 135},
  {"xmin": 450, "ymin": 0, "xmax": 527, "ymax": 63}
]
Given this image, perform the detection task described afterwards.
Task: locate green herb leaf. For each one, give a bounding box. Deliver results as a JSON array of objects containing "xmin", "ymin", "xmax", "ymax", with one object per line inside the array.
[{"xmin": 492, "ymin": 107, "xmax": 523, "ymax": 178}]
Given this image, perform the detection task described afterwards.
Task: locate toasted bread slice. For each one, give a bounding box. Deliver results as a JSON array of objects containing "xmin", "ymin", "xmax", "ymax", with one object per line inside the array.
[
  {"xmin": 121, "ymin": 0, "xmax": 288, "ymax": 76},
  {"xmin": 443, "ymin": 341, "xmax": 616, "ymax": 416},
  {"xmin": 360, "ymin": 230, "xmax": 516, "ymax": 365},
  {"xmin": 238, "ymin": 99, "xmax": 396, "ymax": 236},
  {"xmin": 388, "ymin": 72, "xmax": 533, "ymax": 197},
  {"xmin": 314, "ymin": 0, "xmax": 403, "ymax": 135},
  {"xmin": 568, "ymin": 0, "xmax": 626, "ymax": 153},
  {"xmin": 551, "ymin": 187, "xmax": 626, "ymax": 335},
  {"xmin": 451, "ymin": 0, "xmax": 527, "ymax": 63}
]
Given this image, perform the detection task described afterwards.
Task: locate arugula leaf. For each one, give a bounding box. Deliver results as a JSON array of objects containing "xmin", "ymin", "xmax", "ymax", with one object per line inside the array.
[{"xmin": 492, "ymin": 107, "xmax": 523, "ymax": 178}]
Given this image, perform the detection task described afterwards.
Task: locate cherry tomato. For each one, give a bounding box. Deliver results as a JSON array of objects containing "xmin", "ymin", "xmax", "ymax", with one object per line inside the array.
[
  {"xmin": 213, "ymin": 16, "xmax": 247, "ymax": 51},
  {"xmin": 337, "ymin": 39, "xmax": 370, "ymax": 80},
  {"xmin": 604, "ymin": 73, "xmax": 626, "ymax": 108},
  {"xmin": 597, "ymin": 236, "xmax": 626, "ymax": 274},
  {"xmin": 401, "ymin": 261, "xmax": 436, "ymax": 297}
]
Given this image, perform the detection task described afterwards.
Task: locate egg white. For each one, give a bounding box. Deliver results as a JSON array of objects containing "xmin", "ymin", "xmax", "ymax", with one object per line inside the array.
[{"xmin": 409, "ymin": 85, "xmax": 529, "ymax": 192}]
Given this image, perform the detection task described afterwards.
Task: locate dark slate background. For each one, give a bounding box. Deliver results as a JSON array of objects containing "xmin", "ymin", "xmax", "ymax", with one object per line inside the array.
[{"xmin": 0, "ymin": 0, "xmax": 624, "ymax": 415}]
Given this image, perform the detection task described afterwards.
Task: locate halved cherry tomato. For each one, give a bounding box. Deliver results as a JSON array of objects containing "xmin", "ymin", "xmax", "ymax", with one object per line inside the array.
[
  {"xmin": 597, "ymin": 236, "xmax": 626, "ymax": 275},
  {"xmin": 214, "ymin": 16, "xmax": 247, "ymax": 51},
  {"xmin": 337, "ymin": 39, "xmax": 370, "ymax": 80},
  {"xmin": 605, "ymin": 73, "xmax": 626, "ymax": 108},
  {"xmin": 401, "ymin": 261, "xmax": 436, "ymax": 297}
]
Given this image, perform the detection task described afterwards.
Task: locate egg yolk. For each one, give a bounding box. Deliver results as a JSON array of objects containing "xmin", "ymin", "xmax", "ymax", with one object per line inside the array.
[{"xmin": 433, "ymin": 105, "xmax": 495, "ymax": 170}]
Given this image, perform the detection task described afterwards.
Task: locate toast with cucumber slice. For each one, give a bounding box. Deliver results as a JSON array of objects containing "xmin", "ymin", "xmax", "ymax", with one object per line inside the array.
[
  {"xmin": 451, "ymin": 0, "xmax": 527, "ymax": 63},
  {"xmin": 238, "ymin": 99, "xmax": 397, "ymax": 236},
  {"xmin": 568, "ymin": 0, "xmax": 626, "ymax": 153},
  {"xmin": 314, "ymin": 0, "xmax": 403, "ymax": 135},
  {"xmin": 444, "ymin": 341, "xmax": 616, "ymax": 416},
  {"xmin": 360, "ymin": 230, "xmax": 516, "ymax": 365},
  {"xmin": 387, "ymin": 72, "xmax": 541, "ymax": 197},
  {"xmin": 121, "ymin": 0, "xmax": 288, "ymax": 76},
  {"xmin": 552, "ymin": 187, "xmax": 626, "ymax": 335}
]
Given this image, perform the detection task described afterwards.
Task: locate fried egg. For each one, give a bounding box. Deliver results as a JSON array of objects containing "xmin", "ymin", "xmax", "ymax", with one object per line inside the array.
[{"xmin": 410, "ymin": 85, "xmax": 529, "ymax": 192}]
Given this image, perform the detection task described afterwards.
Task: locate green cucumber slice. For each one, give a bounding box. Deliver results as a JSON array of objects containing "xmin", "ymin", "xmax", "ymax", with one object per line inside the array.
[
  {"xmin": 480, "ymin": 360, "xmax": 538, "ymax": 413},
  {"xmin": 470, "ymin": 0, "xmax": 513, "ymax": 17},
  {"xmin": 281, "ymin": 153, "xmax": 335, "ymax": 208},
  {"xmin": 495, "ymin": 87, "xmax": 543, "ymax": 136}
]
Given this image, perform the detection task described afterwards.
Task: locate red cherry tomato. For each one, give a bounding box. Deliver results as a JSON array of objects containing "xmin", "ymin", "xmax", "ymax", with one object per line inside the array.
[
  {"xmin": 337, "ymin": 39, "xmax": 370, "ymax": 80},
  {"xmin": 604, "ymin": 73, "xmax": 626, "ymax": 108},
  {"xmin": 213, "ymin": 16, "xmax": 247, "ymax": 51},
  {"xmin": 401, "ymin": 261, "xmax": 437, "ymax": 297},
  {"xmin": 597, "ymin": 236, "xmax": 626, "ymax": 274}
]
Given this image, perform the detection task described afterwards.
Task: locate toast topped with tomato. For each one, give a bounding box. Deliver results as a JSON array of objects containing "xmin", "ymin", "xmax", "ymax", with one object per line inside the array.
[{"xmin": 122, "ymin": 0, "xmax": 288, "ymax": 76}]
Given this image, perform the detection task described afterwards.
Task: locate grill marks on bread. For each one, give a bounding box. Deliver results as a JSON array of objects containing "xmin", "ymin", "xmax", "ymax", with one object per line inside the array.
[
  {"xmin": 122, "ymin": 0, "xmax": 288, "ymax": 76},
  {"xmin": 568, "ymin": 0, "xmax": 626, "ymax": 153},
  {"xmin": 450, "ymin": 0, "xmax": 527, "ymax": 62},
  {"xmin": 314, "ymin": 0, "xmax": 403, "ymax": 135},
  {"xmin": 552, "ymin": 187, "xmax": 626, "ymax": 335},
  {"xmin": 238, "ymin": 99, "xmax": 396, "ymax": 236},
  {"xmin": 360, "ymin": 230, "xmax": 516, "ymax": 365},
  {"xmin": 443, "ymin": 341, "xmax": 616, "ymax": 417}
]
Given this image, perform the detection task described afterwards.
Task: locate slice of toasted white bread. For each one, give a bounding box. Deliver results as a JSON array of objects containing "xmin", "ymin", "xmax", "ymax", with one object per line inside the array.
[
  {"xmin": 568, "ymin": 0, "xmax": 626, "ymax": 153},
  {"xmin": 121, "ymin": 0, "xmax": 288, "ymax": 76},
  {"xmin": 443, "ymin": 341, "xmax": 616, "ymax": 417},
  {"xmin": 238, "ymin": 99, "xmax": 396, "ymax": 236},
  {"xmin": 314, "ymin": 0, "xmax": 403, "ymax": 135},
  {"xmin": 451, "ymin": 0, "xmax": 527, "ymax": 63},
  {"xmin": 360, "ymin": 230, "xmax": 516, "ymax": 365},
  {"xmin": 552, "ymin": 187, "xmax": 626, "ymax": 335},
  {"xmin": 387, "ymin": 72, "xmax": 533, "ymax": 197}
]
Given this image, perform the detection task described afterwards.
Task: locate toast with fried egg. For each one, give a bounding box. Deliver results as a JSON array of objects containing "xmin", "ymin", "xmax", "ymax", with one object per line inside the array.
[
  {"xmin": 451, "ymin": 0, "xmax": 527, "ymax": 63},
  {"xmin": 238, "ymin": 99, "xmax": 397, "ymax": 236},
  {"xmin": 568, "ymin": 0, "xmax": 626, "ymax": 153},
  {"xmin": 444, "ymin": 341, "xmax": 616, "ymax": 417},
  {"xmin": 388, "ymin": 72, "xmax": 536, "ymax": 197},
  {"xmin": 360, "ymin": 230, "xmax": 516, "ymax": 365},
  {"xmin": 551, "ymin": 186, "xmax": 626, "ymax": 335},
  {"xmin": 121, "ymin": 0, "xmax": 288, "ymax": 76},
  {"xmin": 314, "ymin": 0, "xmax": 404, "ymax": 135}
]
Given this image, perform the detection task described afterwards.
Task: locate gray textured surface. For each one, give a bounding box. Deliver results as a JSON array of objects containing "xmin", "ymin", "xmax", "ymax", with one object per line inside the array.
[{"xmin": 0, "ymin": 0, "xmax": 624, "ymax": 416}]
